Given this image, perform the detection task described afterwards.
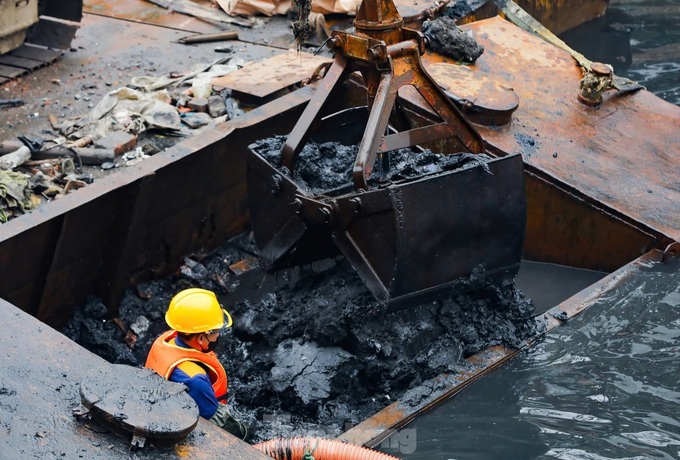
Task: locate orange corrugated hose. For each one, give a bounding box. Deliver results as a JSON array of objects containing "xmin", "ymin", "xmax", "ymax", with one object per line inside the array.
[{"xmin": 254, "ymin": 436, "xmax": 402, "ymax": 460}]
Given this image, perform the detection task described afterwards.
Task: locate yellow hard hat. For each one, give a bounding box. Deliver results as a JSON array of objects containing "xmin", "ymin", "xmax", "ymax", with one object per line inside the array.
[{"xmin": 165, "ymin": 288, "xmax": 233, "ymax": 334}]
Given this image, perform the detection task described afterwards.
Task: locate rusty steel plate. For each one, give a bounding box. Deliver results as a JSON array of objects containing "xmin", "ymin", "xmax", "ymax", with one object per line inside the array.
[
  {"xmin": 419, "ymin": 62, "xmax": 520, "ymax": 126},
  {"xmin": 212, "ymin": 51, "xmax": 331, "ymax": 98},
  {"xmin": 420, "ymin": 16, "xmax": 680, "ymax": 245},
  {"xmin": 80, "ymin": 364, "xmax": 199, "ymax": 448},
  {"xmin": 85, "ymin": 0, "xmax": 220, "ymax": 34}
]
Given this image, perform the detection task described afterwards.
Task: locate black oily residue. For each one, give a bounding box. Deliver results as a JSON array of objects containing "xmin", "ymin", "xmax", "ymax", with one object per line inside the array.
[
  {"xmin": 251, "ymin": 135, "xmax": 494, "ymax": 195},
  {"xmin": 514, "ymin": 132, "xmax": 539, "ymax": 157},
  {"xmin": 62, "ymin": 233, "xmax": 544, "ymax": 443},
  {"xmin": 422, "ymin": 17, "xmax": 484, "ymax": 63}
]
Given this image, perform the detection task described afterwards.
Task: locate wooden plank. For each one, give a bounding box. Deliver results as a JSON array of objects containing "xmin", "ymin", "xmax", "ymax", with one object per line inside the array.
[
  {"xmin": 9, "ymin": 44, "xmax": 62, "ymax": 63},
  {"xmin": 212, "ymin": 51, "xmax": 331, "ymax": 98},
  {"xmin": 0, "ymin": 64, "xmax": 26, "ymax": 79},
  {"xmin": 0, "ymin": 55, "xmax": 43, "ymax": 70}
]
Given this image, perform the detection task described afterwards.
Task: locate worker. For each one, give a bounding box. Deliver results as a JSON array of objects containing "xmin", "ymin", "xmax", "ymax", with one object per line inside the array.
[{"xmin": 145, "ymin": 288, "xmax": 253, "ymax": 441}]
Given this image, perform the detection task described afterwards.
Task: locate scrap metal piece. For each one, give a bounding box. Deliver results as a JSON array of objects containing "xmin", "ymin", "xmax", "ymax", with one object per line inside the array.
[{"xmin": 211, "ymin": 51, "xmax": 332, "ymax": 99}]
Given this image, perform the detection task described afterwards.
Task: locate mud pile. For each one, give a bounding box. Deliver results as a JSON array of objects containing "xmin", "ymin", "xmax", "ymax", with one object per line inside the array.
[
  {"xmin": 422, "ymin": 16, "xmax": 484, "ymax": 63},
  {"xmin": 62, "ymin": 233, "xmax": 543, "ymax": 443},
  {"xmin": 252, "ymin": 135, "xmax": 494, "ymax": 195}
]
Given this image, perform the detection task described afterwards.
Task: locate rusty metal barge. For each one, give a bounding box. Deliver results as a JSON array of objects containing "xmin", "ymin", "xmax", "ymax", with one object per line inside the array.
[{"xmin": 0, "ymin": 0, "xmax": 678, "ymax": 458}]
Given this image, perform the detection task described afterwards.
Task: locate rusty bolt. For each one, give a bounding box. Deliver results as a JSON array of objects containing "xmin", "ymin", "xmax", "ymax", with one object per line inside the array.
[
  {"xmin": 327, "ymin": 37, "xmax": 340, "ymax": 51},
  {"xmin": 367, "ymin": 48, "xmax": 377, "ymax": 61},
  {"xmin": 578, "ymin": 63, "xmax": 613, "ymax": 108}
]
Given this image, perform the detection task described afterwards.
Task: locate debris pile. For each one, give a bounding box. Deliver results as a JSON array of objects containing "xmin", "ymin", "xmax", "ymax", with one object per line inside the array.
[
  {"xmin": 0, "ymin": 58, "xmax": 246, "ymax": 223},
  {"xmin": 0, "ymin": 169, "xmax": 39, "ymax": 222}
]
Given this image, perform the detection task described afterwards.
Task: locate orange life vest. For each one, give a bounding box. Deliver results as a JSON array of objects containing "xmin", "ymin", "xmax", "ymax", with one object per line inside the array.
[{"xmin": 145, "ymin": 330, "xmax": 228, "ymax": 402}]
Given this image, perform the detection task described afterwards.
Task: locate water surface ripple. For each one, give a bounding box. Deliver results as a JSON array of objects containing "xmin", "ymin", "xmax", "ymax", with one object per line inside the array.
[{"xmin": 391, "ymin": 256, "xmax": 680, "ymax": 460}]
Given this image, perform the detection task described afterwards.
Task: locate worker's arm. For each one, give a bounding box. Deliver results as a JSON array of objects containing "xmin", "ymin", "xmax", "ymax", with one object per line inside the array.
[
  {"xmin": 169, "ymin": 363, "xmax": 219, "ymax": 419},
  {"xmin": 170, "ymin": 363, "xmax": 251, "ymax": 441}
]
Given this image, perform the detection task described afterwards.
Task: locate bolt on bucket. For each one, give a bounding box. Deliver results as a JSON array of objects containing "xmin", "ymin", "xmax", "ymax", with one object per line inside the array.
[{"xmin": 246, "ymin": 107, "xmax": 527, "ymax": 309}]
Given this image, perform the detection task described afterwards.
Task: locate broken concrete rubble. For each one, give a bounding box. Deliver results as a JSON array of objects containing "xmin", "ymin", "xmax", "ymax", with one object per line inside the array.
[
  {"xmin": 0, "ymin": 56, "xmax": 251, "ymax": 224},
  {"xmin": 94, "ymin": 131, "xmax": 138, "ymax": 156}
]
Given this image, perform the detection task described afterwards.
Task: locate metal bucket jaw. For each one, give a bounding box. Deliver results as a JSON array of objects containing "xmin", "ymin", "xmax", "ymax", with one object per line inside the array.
[
  {"xmin": 333, "ymin": 154, "xmax": 526, "ymax": 307},
  {"xmin": 247, "ymin": 144, "xmax": 527, "ymax": 309}
]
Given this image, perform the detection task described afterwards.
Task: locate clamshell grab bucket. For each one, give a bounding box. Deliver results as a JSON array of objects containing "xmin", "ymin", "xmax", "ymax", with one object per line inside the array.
[
  {"xmin": 244, "ymin": 0, "xmax": 530, "ymax": 308},
  {"xmin": 246, "ymin": 146, "xmax": 526, "ymax": 309}
]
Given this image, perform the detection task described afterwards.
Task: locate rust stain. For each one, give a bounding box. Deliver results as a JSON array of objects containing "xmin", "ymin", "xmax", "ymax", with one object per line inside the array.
[{"xmin": 212, "ymin": 51, "xmax": 331, "ymax": 98}]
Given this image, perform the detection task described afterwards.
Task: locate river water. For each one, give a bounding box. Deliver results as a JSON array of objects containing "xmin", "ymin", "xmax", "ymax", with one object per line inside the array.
[
  {"xmin": 385, "ymin": 254, "xmax": 680, "ymax": 459},
  {"xmin": 377, "ymin": 3, "xmax": 680, "ymax": 456}
]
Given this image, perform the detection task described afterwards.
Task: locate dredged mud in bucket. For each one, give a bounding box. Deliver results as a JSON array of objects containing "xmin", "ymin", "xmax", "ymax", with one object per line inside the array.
[
  {"xmin": 61, "ymin": 140, "xmax": 542, "ymax": 443},
  {"xmin": 252, "ymin": 135, "xmax": 498, "ymax": 195}
]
